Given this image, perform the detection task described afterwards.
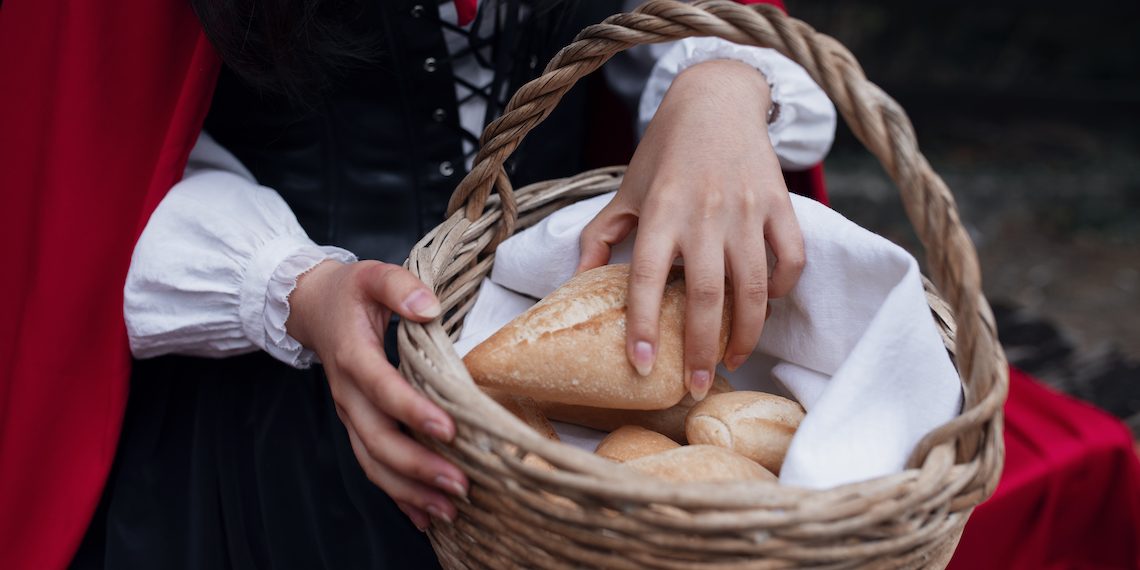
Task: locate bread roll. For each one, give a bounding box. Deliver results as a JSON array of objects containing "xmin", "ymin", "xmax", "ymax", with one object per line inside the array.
[
  {"xmin": 540, "ymin": 375, "xmax": 733, "ymax": 442},
  {"xmin": 594, "ymin": 426, "xmax": 680, "ymax": 462},
  {"xmin": 463, "ymin": 264, "xmax": 731, "ymax": 410},
  {"xmin": 625, "ymin": 445, "xmax": 777, "ymax": 483},
  {"xmin": 685, "ymin": 391, "xmax": 804, "ymax": 474}
]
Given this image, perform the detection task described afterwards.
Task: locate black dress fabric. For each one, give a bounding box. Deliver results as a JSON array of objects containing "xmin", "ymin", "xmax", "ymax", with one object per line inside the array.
[
  {"xmin": 75, "ymin": 1, "xmax": 620, "ymax": 568},
  {"xmin": 74, "ymin": 352, "xmax": 438, "ymax": 570}
]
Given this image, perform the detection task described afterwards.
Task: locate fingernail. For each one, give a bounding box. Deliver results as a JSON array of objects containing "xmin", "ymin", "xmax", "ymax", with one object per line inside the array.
[
  {"xmin": 435, "ymin": 475, "xmax": 467, "ymax": 498},
  {"xmin": 690, "ymin": 370, "xmax": 712, "ymax": 401},
  {"xmin": 423, "ymin": 420, "xmax": 452, "ymax": 441},
  {"xmin": 404, "ymin": 289, "xmax": 441, "ymax": 319},
  {"xmin": 426, "ymin": 504, "xmax": 453, "ymax": 524},
  {"xmin": 632, "ymin": 341, "xmax": 654, "ymax": 376},
  {"xmin": 725, "ymin": 354, "xmax": 747, "ymax": 371}
]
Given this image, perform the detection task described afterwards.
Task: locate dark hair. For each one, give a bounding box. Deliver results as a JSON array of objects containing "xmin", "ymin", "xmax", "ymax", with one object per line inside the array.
[{"xmin": 190, "ymin": 0, "xmax": 378, "ymax": 101}]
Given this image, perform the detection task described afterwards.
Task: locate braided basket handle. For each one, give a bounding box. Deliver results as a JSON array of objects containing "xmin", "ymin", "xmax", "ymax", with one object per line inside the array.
[{"xmin": 448, "ymin": 0, "xmax": 1007, "ymax": 479}]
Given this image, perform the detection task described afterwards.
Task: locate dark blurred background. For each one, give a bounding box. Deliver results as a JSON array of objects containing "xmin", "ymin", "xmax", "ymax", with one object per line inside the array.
[{"xmin": 789, "ymin": 1, "xmax": 1140, "ymax": 436}]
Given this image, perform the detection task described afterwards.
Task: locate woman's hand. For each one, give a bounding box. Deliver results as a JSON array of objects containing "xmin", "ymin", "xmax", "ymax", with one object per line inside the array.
[
  {"xmin": 577, "ymin": 59, "xmax": 805, "ymax": 401},
  {"xmin": 287, "ymin": 260, "xmax": 466, "ymax": 531}
]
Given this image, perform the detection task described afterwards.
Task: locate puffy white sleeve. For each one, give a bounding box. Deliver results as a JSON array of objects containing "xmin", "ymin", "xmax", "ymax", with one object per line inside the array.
[
  {"xmin": 637, "ymin": 37, "xmax": 837, "ymax": 171},
  {"xmin": 124, "ymin": 132, "xmax": 356, "ymax": 368},
  {"xmin": 604, "ymin": 0, "xmax": 836, "ymax": 171}
]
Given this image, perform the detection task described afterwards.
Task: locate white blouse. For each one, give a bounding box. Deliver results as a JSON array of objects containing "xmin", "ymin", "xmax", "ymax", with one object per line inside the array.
[{"xmin": 124, "ymin": 6, "xmax": 837, "ymax": 369}]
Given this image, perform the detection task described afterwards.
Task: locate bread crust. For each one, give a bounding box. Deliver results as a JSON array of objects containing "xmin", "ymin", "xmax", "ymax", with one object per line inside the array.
[
  {"xmin": 539, "ymin": 375, "xmax": 733, "ymax": 442},
  {"xmin": 464, "ymin": 264, "xmax": 731, "ymax": 410},
  {"xmin": 625, "ymin": 445, "xmax": 777, "ymax": 483},
  {"xmin": 685, "ymin": 391, "xmax": 805, "ymax": 474},
  {"xmin": 594, "ymin": 426, "xmax": 680, "ymax": 462}
]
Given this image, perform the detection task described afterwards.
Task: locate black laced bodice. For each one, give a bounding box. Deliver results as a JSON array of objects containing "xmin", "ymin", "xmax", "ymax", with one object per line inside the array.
[{"xmin": 204, "ymin": 0, "xmax": 616, "ymax": 264}]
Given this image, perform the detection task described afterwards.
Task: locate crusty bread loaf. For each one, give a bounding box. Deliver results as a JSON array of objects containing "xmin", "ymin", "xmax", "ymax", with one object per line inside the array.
[
  {"xmin": 464, "ymin": 264, "xmax": 731, "ymax": 410},
  {"xmin": 540, "ymin": 375, "xmax": 733, "ymax": 442},
  {"xmin": 625, "ymin": 445, "xmax": 777, "ymax": 483},
  {"xmin": 594, "ymin": 426, "xmax": 680, "ymax": 462},
  {"xmin": 685, "ymin": 391, "xmax": 805, "ymax": 474}
]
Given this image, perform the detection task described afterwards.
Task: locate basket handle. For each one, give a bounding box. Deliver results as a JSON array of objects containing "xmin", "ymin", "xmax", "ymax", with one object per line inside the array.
[{"xmin": 448, "ymin": 0, "xmax": 1007, "ymax": 491}]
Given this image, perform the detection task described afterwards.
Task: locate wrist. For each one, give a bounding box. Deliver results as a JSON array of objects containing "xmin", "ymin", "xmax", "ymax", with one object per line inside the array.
[
  {"xmin": 286, "ymin": 259, "xmax": 346, "ymax": 351},
  {"xmin": 675, "ymin": 59, "xmax": 772, "ymax": 108}
]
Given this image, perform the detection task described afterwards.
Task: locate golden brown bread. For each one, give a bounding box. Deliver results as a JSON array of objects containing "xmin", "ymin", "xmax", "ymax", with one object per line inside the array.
[
  {"xmin": 625, "ymin": 445, "xmax": 777, "ymax": 483},
  {"xmin": 464, "ymin": 264, "xmax": 731, "ymax": 410},
  {"xmin": 685, "ymin": 391, "xmax": 805, "ymax": 474},
  {"xmin": 594, "ymin": 426, "xmax": 680, "ymax": 462},
  {"xmin": 540, "ymin": 375, "xmax": 733, "ymax": 442}
]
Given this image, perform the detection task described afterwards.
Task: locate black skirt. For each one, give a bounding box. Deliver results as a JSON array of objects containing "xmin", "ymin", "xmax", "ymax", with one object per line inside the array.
[{"xmin": 72, "ymin": 351, "xmax": 441, "ymax": 569}]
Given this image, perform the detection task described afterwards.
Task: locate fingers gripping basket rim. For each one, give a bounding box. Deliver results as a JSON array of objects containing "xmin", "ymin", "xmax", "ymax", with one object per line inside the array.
[{"xmin": 398, "ymin": 0, "xmax": 1009, "ymax": 567}]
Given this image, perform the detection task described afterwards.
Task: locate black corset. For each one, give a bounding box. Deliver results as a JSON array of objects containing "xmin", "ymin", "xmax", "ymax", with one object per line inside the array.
[{"xmin": 204, "ymin": 0, "xmax": 620, "ymax": 264}]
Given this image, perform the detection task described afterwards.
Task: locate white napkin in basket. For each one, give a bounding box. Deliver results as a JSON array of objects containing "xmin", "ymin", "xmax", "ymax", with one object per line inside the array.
[{"xmin": 453, "ymin": 192, "xmax": 962, "ymax": 489}]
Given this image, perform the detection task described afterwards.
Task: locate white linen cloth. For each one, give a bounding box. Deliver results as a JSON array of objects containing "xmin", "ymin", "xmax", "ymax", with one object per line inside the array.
[
  {"xmin": 125, "ymin": 27, "xmax": 836, "ymax": 367},
  {"xmin": 453, "ymin": 192, "xmax": 962, "ymax": 489}
]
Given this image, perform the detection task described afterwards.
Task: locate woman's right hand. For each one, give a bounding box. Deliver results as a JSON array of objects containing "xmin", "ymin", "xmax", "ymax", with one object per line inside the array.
[{"xmin": 287, "ymin": 260, "xmax": 467, "ymax": 531}]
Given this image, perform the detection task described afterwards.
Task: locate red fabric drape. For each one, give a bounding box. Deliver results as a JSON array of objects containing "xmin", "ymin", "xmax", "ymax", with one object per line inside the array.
[
  {"xmin": 455, "ymin": 0, "xmax": 478, "ymax": 26},
  {"xmin": 949, "ymin": 368, "xmax": 1140, "ymax": 569},
  {"xmin": 0, "ymin": 1, "xmax": 221, "ymax": 567},
  {"xmin": 0, "ymin": 0, "xmax": 815, "ymax": 567}
]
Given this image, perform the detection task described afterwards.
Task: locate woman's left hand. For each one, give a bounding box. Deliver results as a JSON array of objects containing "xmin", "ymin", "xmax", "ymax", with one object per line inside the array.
[{"xmin": 577, "ymin": 59, "xmax": 805, "ymax": 401}]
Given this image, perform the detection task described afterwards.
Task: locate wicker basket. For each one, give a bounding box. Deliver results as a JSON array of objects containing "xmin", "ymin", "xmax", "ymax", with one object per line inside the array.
[{"xmin": 397, "ymin": 1, "xmax": 1009, "ymax": 567}]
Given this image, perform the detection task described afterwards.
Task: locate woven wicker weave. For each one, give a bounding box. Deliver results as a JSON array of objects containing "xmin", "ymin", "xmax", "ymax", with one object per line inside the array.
[{"xmin": 397, "ymin": 1, "xmax": 1009, "ymax": 567}]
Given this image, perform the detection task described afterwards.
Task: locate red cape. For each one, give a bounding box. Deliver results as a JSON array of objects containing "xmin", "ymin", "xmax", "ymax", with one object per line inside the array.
[
  {"xmin": 949, "ymin": 368, "xmax": 1140, "ymax": 568},
  {"xmin": 0, "ymin": 1, "xmax": 219, "ymax": 567},
  {"xmin": 0, "ymin": 0, "xmax": 816, "ymax": 567}
]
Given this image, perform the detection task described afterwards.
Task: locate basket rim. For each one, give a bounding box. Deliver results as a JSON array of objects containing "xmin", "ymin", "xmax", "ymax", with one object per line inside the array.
[
  {"xmin": 399, "ymin": 0, "xmax": 1008, "ymax": 565},
  {"xmin": 401, "ymin": 168, "xmax": 970, "ymax": 509},
  {"xmin": 433, "ymin": 0, "xmax": 1006, "ymax": 484}
]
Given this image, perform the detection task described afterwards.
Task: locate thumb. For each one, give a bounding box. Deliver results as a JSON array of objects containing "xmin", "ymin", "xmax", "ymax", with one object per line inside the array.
[
  {"xmin": 357, "ymin": 261, "xmax": 441, "ymax": 323},
  {"xmin": 576, "ymin": 205, "xmax": 637, "ymax": 274}
]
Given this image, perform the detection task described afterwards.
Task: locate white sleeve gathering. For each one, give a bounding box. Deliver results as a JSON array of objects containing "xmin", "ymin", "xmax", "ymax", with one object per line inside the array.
[
  {"xmin": 637, "ymin": 36, "xmax": 837, "ymax": 171},
  {"xmin": 124, "ymin": 132, "xmax": 356, "ymax": 368}
]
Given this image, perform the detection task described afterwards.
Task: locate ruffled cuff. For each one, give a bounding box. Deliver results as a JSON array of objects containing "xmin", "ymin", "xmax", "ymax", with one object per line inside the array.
[
  {"xmin": 253, "ymin": 243, "xmax": 356, "ymax": 368},
  {"xmin": 125, "ymin": 133, "xmax": 358, "ymax": 369},
  {"xmin": 638, "ymin": 37, "xmax": 837, "ymax": 171}
]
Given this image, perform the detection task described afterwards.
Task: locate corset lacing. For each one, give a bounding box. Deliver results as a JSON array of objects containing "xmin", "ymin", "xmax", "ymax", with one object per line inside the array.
[{"xmin": 427, "ymin": 0, "xmax": 579, "ymax": 171}]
